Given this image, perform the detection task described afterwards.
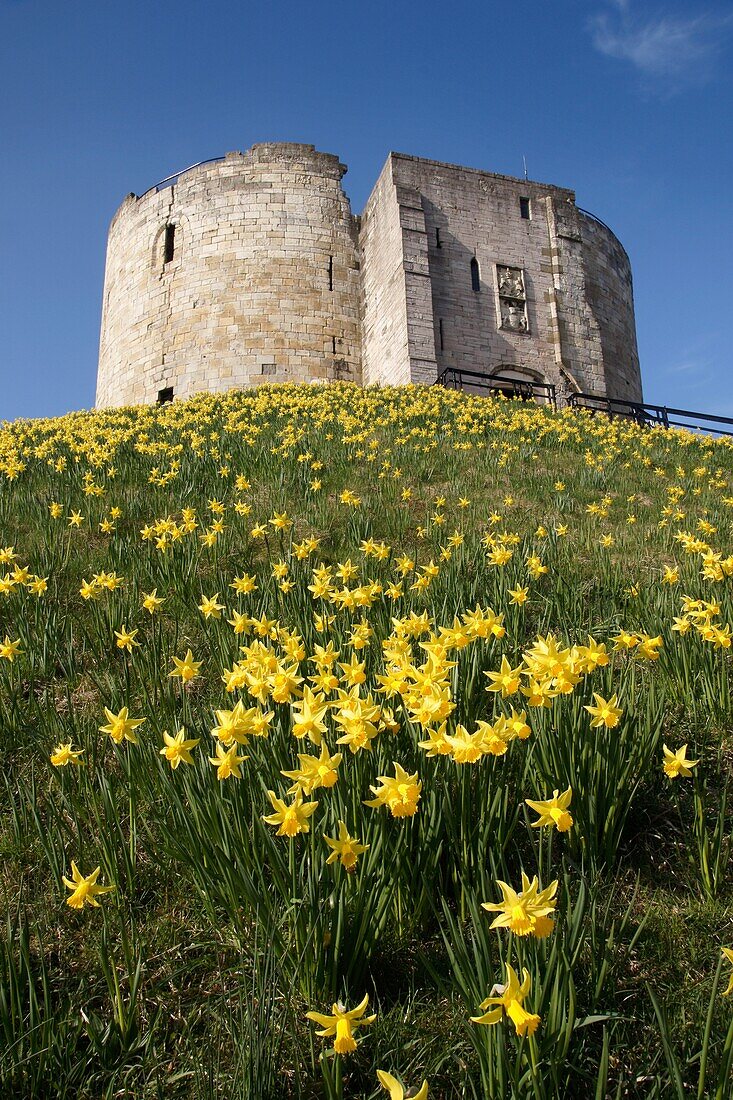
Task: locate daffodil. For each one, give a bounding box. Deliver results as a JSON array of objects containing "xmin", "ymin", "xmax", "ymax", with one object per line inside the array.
[
  {"xmin": 62, "ymin": 862, "xmax": 115, "ymax": 909},
  {"xmin": 281, "ymin": 742, "xmax": 342, "ymax": 794},
  {"xmin": 291, "ymin": 686, "xmax": 331, "ymax": 744},
  {"xmin": 142, "ymin": 589, "xmax": 165, "ymax": 613},
  {"xmin": 365, "ymin": 761, "xmax": 421, "ymax": 817},
  {"xmin": 377, "ymin": 1070, "xmax": 429, "ymax": 1099},
  {"xmin": 306, "ymin": 993, "xmax": 376, "ymax": 1055},
  {"xmin": 169, "ymin": 648, "xmax": 202, "ymax": 682},
  {"xmin": 584, "ymin": 693, "xmax": 623, "ymax": 729},
  {"xmin": 263, "ymin": 789, "xmax": 318, "ymax": 836},
  {"xmin": 525, "ymin": 788, "xmax": 573, "ymax": 831},
  {"xmin": 160, "ymin": 728, "xmax": 200, "ymax": 768},
  {"xmin": 99, "ymin": 706, "xmax": 146, "ymax": 745},
  {"xmin": 113, "ymin": 625, "xmax": 140, "ymax": 653},
  {"xmin": 198, "ymin": 592, "xmax": 225, "ymax": 618},
  {"xmin": 210, "ymin": 700, "xmax": 252, "ymax": 745},
  {"xmin": 323, "ymin": 821, "xmax": 369, "ymax": 871},
  {"xmin": 482, "ymin": 872, "xmax": 558, "ymax": 937},
  {"xmin": 0, "ymin": 636, "xmax": 23, "ymax": 661},
  {"xmin": 662, "ymin": 743, "xmax": 699, "ymax": 779},
  {"xmin": 471, "ymin": 963, "xmax": 541, "ymax": 1037},
  {"xmin": 50, "ymin": 743, "xmax": 85, "ymax": 767},
  {"xmin": 209, "ymin": 741, "xmax": 248, "ymax": 780},
  {"xmin": 484, "ymin": 656, "xmax": 524, "ymax": 697},
  {"xmin": 444, "ymin": 724, "xmax": 485, "ymax": 763}
]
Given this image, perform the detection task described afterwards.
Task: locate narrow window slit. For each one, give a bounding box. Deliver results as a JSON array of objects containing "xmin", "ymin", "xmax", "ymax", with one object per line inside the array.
[
  {"xmin": 328, "ymin": 255, "xmax": 333, "ymax": 291},
  {"xmin": 439, "ymin": 319, "xmax": 444, "ymax": 351},
  {"xmin": 331, "ymin": 336, "xmax": 337, "ymax": 354},
  {"xmin": 435, "ymin": 228, "xmax": 442, "ymax": 249},
  {"xmin": 520, "ymin": 197, "xmax": 531, "ymax": 220},
  {"xmin": 471, "ymin": 256, "xmax": 480, "ymax": 292},
  {"xmin": 163, "ymin": 224, "xmax": 176, "ymax": 263}
]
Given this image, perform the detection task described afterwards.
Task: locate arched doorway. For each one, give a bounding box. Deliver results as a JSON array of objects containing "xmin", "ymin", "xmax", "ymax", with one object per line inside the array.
[{"xmin": 489, "ymin": 366, "xmax": 553, "ymax": 405}]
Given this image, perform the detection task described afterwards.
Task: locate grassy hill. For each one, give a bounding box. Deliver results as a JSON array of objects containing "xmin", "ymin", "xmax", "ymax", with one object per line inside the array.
[{"xmin": 0, "ymin": 382, "xmax": 732, "ymax": 1098}]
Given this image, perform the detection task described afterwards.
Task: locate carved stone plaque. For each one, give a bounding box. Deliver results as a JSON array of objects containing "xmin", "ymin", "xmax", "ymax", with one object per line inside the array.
[
  {"xmin": 497, "ymin": 265, "xmax": 525, "ymax": 298},
  {"xmin": 496, "ymin": 264, "xmax": 528, "ymax": 333}
]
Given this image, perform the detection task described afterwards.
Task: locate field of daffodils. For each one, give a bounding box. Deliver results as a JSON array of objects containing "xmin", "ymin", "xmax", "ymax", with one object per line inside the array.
[{"xmin": 0, "ymin": 382, "xmax": 731, "ymax": 1098}]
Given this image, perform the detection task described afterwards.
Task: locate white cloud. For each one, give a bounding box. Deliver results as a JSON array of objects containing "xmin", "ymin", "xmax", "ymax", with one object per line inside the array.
[
  {"xmin": 589, "ymin": 4, "xmax": 733, "ymax": 83},
  {"xmin": 669, "ymin": 360, "xmax": 705, "ymax": 375}
]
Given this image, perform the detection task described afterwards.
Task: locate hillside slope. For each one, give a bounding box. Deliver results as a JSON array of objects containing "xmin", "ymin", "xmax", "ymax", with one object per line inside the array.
[{"xmin": 1, "ymin": 383, "xmax": 732, "ymax": 1098}]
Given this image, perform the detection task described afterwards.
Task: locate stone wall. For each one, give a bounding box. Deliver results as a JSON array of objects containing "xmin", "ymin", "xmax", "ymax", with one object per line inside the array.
[
  {"xmin": 96, "ymin": 144, "xmax": 361, "ymax": 407},
  {"xmin": 359, "ymin": 158, "xmax": 411, "ymax": 386},
  {"xmin": 577, "ymin": 210, "xmax": 642, "ymax": 402}
]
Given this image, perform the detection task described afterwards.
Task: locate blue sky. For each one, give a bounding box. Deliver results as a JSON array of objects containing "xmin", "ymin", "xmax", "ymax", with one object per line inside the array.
[{"xmin": 1, "ymin": 0, "xmax": 732, "ymax": 421}]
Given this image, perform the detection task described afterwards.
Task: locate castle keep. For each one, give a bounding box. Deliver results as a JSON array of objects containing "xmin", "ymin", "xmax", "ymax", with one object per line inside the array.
[{"xmin": 96, "ymin": 143, "xmax": 642, "ymax": 407}]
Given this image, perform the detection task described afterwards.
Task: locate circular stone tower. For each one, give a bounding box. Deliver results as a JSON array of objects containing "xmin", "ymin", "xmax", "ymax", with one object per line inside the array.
[{"xmin": 96, "ymin": 143, "xmax": 362, "ymax": 407}]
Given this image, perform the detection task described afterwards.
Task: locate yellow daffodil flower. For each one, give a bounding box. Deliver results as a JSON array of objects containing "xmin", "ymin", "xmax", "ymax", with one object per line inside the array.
[
  {"xmin": 142, "ymin": 589, "xmax": 165, "ymax": 613},
  {"xmin": 281, "ymin": 742, "xmax": 342, "ymax": 794},
  {"xmin": 471, "ymin": 963, "xmax": 541, "ymax": 1037},
  {"xmin": 662, "ymin": 743, "xmax": 699, "ymax": 779},
  {"xmin": 50, "ymin": 743, "xmax": 85, "ymax": 767},
  {"xmin": 484, "ymin": 656, "xmax": 524, "ymax": 697},
  {"xmin": 377, "ymin": 1069, "xmax": 429, "ymax": 1099},
  {"xmin": 198, "ymin": 593, "xmax": 225, "ymax": 618},
  {"xmin": 365, "ymin": 761, "xmax": 421, "ymax": 817},
  {"xmin": 209, "ymin": 742, "xmax": 248, "ymax": 780},
  {"xmin": 584, "ymin": 693, "xmax": 623, "ymax": 729},
  {"xmin": 62, "ymin": 862, "xmax": 115, "ymax": 909},
  {"xmin": 482, "ymin": 872, "xmax": 558, "ymax": 937},
  {"xmin": 169, "ymin": 649, "xmax": 202, "ymax": 682},
  {"xmin": 113, "ymin": 625, "xmax": 140, "ymax": 653},
  {"xmin": 306, "ymin": 993, "xmax": 376, "ymax": 1055},
  {"xmin": 262, "ymin": 789, "xmax": 318, "ymax": 836},
  {"xmin": 99, "ymin": 706, "xmax": 146, "ymax": 745},
  {"xmin": 525, "ymin": 788, "xmax": 573, "ymax": 831},
  {"xmin": 0, "ymin": 636, "xmax": 23, "ymax": 661},
  {"xmin": 160, "ymin": 728, "xmax": 200, "ymax": 769},
  {"xmin": 323, "ymin": 821, "xmax": 369, "ymax": 871}
]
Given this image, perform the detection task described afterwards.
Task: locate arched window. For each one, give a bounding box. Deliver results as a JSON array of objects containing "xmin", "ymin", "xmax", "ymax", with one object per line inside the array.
[{"xmin": 470, "ymin": 256, "xmax": 480, "ymax": 292}]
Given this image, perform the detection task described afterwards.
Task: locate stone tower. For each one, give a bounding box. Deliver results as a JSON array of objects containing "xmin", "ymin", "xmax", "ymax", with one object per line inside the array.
[
  {"xmin": 96, "ymin": 144, "xmax": 361, "ymax": 407},
  {"xmin": 96, "ymin": 143, "xmax": 642, "ymax": 407}
]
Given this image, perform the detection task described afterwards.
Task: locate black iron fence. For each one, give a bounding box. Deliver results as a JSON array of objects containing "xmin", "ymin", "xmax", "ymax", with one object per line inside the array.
[
  {"xmin": 567, "ymin": 392, "xmax": 733, "ymax": 438},
  {"xmin": 434, "ymin": 368, "xmax": 733, "ymax": 438},
  {"xmin": 435, "ymin": 367, "xmax": 556, "ymax": 407}
]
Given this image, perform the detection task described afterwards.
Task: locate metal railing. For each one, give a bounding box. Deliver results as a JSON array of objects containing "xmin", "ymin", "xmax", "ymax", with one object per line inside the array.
[
  {"xmin": 576, "ymin": 206, "xmax": 618, "ymax": 238},
  {"xmin": 567, "ymin": 393, "xmax": 733, "ymax": 437},
  {"xmin": 434, "ymin": 369, "xmax": 733, "ymax": 438},
  {"xmin": 139, "ymin": 157, "xmax": 226, "ymax": 198},
  {"xmin": 435, "ymin": 367, "xmax": 556, "ymax": 407}
]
